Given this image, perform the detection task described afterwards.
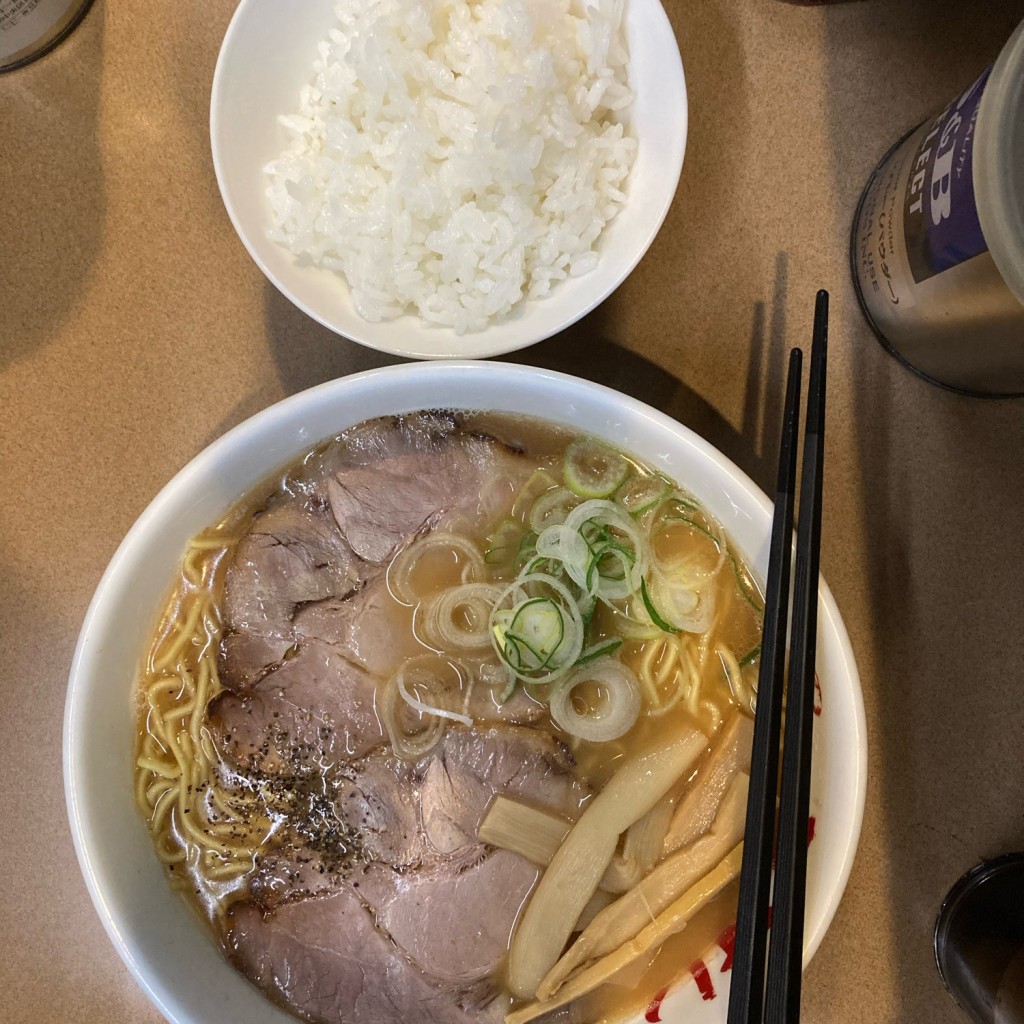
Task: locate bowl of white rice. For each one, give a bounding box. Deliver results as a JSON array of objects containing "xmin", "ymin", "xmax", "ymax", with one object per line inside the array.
[{"xmin": 210, "ymin": 0, "xmax": 687, "ymax": 359}]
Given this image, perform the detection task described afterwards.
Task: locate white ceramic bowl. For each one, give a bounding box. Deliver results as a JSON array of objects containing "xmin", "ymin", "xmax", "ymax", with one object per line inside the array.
[
  {"xmin": 209, "ymin": 0, "xmax": 687, "ymax": 360},
  {"xmin": 64, "ymin": 362, "xmax": 867, "ymax": 1024}
]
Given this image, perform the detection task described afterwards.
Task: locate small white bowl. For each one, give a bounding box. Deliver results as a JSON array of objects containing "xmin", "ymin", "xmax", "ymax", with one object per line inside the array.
[
  {"xmin": 64, "ymin": 362, "xmax": 867, "ymax": 1024},
  {"xmin": 209, "ymin": 0, "xmax": 687, "ymax": 359}
]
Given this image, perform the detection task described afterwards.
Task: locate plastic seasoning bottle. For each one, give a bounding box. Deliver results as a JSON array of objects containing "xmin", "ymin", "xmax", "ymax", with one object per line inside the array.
[
  {"xmin": 0, "ymin": 0, "xmax": 94, "ymax": 73},
  {"xmin": 850, "ymin": 19, "xmax": 1024, "ymax": 397}
]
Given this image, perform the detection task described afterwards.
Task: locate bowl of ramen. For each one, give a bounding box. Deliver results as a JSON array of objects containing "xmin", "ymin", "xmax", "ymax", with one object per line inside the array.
[
  {"xmin": 64, "ymin": 361, "xmax": 866, "ymax": 1024},
  {"xmin": 210, "ymin": 0, "xmax": 687, "ymax": 359}
]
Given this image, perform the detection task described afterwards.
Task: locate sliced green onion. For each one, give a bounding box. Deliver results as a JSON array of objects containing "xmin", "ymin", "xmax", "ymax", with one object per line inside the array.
[
  {"xmin": 738, "ymin": 643, "xmax": 762, "ymax": 668},
  {"xmin": 563, "ymin": 439, "xmax": 630, "ymax": 499},
  {"xmin": 664, "ymin": 514, "xmax": 718, "ymax": 543},
  {"xmin": 580, "ymin": 592, "xmax": 597, "ymax": 628},
  {"xmin": 379, "ymin": 664, "xmax": 447, "ymax": 760},
  {"xmin": 393, "ymin": 656, "xmax": 473, "ymax": 729},
  {"xmin": 656, "ymin": 513, "xmax": 721, "ymax": 554},
  {"xmin": 576, "ymin": 637, "xmax": 623, "ymax": 666},
  {"xmin": 564, "ymin": 500, "xmax": 649, "ymax": 602},
  {"xmin": 536, "ymin": 524, "xmax": 592, "ymax": 592},
  {"xmin": 419, "ymin": 583, "xmax": 504, "ymax": 651},
  {"xmin": 529, "ymin": 486, "xmax": 578, "ymax": 534},
  {"xmin": 731, "ymin": 554, "xmax": 765, "ymax": 614},
  {"xmin": 663, "ymin": 490, "xmax": 701, "ymax": 513},
  {"xmin": 648, "ymin": 571, "xmax": 716, "ymax": 635},
  {"xmin": 514, "ymin": 529, "xmax": 537, "ymax": 561},
  {"xmin": 522, "ymin": 555, "xmax": 558, "ymax": 576},
  {"xmin": 598, "ymin": 597, "xmax": 662, "ymax": 641},
  {"xmin": 535, "ymin": 514, "xmax": 645, "ymax": 605},
  {"xmin": 590, "ymin": 545, "xmax": 636, "ymax": 600},
  {"xmin": 548, "ymin": 657, "xmax": 641, "ymax": 742},
  {"xmin": 510, "ymin": 598, "xmax": 566, "ymax": 666},
  {"xmin": 484, "ymin": 519, "xmax": 524, "ymax": 564},
  {"xmin": 387, "ymin": 532, "xmax": 485, "ymax": 605},
  {"xmin": 512, "ymin": 469, "xmax": 559, "ymax": 521},
  {"xmin": 652, "ymin": 510, "xmax": 728, "ymax": 585},
  {"xmin": 597, "ymin": 536, "xmax": 637, "ymax": 563},
  {"xmin": 489, "ymin": 573, "xmax": 585, "ymax": 685},
  {"xmin": 616, "ymin": 474, "xmax": 672, "ymax": 516},
  {"xmin": 640, "ymin": 577, "xmax": 679, "ymax": 634}
]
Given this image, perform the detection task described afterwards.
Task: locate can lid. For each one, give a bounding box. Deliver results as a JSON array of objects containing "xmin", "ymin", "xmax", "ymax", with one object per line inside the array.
[{"xmin": 975, "ymin": 19, "xmax": 1024, "ymax": 308}]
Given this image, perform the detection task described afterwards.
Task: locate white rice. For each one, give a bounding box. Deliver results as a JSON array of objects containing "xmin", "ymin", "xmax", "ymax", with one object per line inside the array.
[{"xmin": 264, "ymin": 0, "xmax": 635, "ymax": 334}]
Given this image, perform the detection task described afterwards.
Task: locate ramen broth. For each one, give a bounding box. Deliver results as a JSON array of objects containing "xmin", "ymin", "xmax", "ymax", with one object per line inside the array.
[{"xmin": 135, "ymin": 411, "xmax": 763, "ymax": 1023}]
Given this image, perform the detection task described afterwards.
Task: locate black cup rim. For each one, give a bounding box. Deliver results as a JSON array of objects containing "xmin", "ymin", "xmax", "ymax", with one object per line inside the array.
[{"xmin": 934, "ymin": 852, "xmax": 1024, "ymax": 1002}]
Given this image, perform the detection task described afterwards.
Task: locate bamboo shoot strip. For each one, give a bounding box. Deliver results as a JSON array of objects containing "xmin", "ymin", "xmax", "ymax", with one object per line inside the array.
[
  {"xmin": 602, "ymin": 787, "xmax": 679, "ymax": 893},
  {"xmin": 663, "ymin": 711, "xmax": 753, "ymax": 855},
  {"xmin": 477, "ymin": 797, "xmax": 572, "ymax": 867},
  {"xmin": 506, "ymin": 725, "xmax": 708, "ymax": 999},
  {"xmin": 575, "ymin": 889, "xmax": 615, "ymax": 933},
  {"xmin": 478, "ymin": 797, "xmax": 675, "ymax": 901},
  {"xmin": 539, "ymin": 774, "xmax": 749, "ymax": 999},
  {"xmin": 506, "ymin": 844, "xmax": 745, "ymax": 1024}
]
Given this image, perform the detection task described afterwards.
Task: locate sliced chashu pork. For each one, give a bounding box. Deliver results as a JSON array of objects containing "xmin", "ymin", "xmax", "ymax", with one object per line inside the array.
[
  {"xmin": 227, "ymin": 887, "xmax": 480, "ymax": 1024},
  {"xmin": 219, "ymin": 496, "xmax": 366, "ymax": 689},
  {"xmin": 247, "ymin": 725, "xmax": 587, "ymax": 909},
  {"xmin": 418, "ymin": 725, "xmax": 584, "ymax": 854},
  {"xmin": 219, "ymin": 413, "xmax": 529, "ymax": 689},
  {"xmin": 213, "ymin": 415, "xmax": 571, "ymax": 1022},
  {"xmin": 208, "ymin": 640, "xmax": 385, "ymax": 776},
  {"xmin": 375, "ymin": 849, "xmax": 538, "ymax": 987},
  {"xmin": 321, "ymin": 413, "xmax": 529, "ymax": 566},
  {"xmin": 230, "ymin": 725, "xmax": 589, "ymax": 1024}
]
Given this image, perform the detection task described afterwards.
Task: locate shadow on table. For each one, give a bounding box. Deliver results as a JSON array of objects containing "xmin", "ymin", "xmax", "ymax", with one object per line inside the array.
[
  {"xmin": 0, "ymin": 1, "xmax": 105, "ymax": 371},
  {"xmin": 192, "ymin": 283, "xmax": 402, "ymax": 450},
  {"xmin": 166, "ymin": 2, "xmax": 236, "ymax": 164},
  {"xmin": 263, "ymin": 282, "xmax": 402, "ymax": 397},
  {"xmin": 509, "ymin": 254, "xmax": 791, "ymax": 499},
  {"xmin": 259, "ymin": 261, "xmax": 791, "ymax": 505},
  {"xmin": 824, "ymin": 1, "xmax": 1024, "ymax": 1020}
]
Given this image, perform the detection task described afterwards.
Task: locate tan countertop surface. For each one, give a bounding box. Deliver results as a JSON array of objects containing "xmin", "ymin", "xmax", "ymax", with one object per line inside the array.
[{"xmin": 3, "ymin": 1, "xmax": 1024, "ymax": 1021}]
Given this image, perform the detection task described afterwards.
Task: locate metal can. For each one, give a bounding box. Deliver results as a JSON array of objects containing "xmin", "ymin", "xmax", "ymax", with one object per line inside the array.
[
  {"xmin": 851, "ymin": 20, "xmax": 1024, "ymax": 398},
  {"xmin": 0, "ymin": 0, "xmax": 94, "ymax": 73}
]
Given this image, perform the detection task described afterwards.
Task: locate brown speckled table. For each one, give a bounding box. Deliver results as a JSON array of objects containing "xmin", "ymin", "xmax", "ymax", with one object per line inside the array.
[{"xmin": 3, "ymin": 1, "xmax": 1024, "ymax": 1021}]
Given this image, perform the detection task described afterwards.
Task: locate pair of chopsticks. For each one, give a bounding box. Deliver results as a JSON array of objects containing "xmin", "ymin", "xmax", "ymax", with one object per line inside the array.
[{"xmin": 726, "ymin": 290, "xmax": 829, "ymax": 1024}]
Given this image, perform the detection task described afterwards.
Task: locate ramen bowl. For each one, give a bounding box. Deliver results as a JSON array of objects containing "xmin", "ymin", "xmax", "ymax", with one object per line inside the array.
[
  {"xmin": 210, "ymin": 0, "xmax": 687, "ymax": 359},
  {"xmin": 64, "ymin": 361, "xmax": 866, "ymax": 1024}
]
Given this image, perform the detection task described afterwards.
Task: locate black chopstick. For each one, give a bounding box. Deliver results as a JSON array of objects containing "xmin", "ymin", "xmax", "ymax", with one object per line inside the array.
[
  {"xmin": 725, "ymin": 290, "xmax": 829, "ymax": 1024},
  {"xmin": 726, "ymin": 348, "xmax": 803, "ymax": 1024},
  {"xmin": 764, "ymin": 289, "xmax": 829, "ymax": 1024}
]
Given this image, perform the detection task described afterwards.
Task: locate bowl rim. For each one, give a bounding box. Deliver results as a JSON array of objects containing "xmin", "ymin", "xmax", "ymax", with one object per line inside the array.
[
  {"xmin": 208, "ymin": 0, "xmax": 689, "ymax": 359},
  {"xmin": 63, "ymin": 360, "xmax": 867, "ymax": 1023}
]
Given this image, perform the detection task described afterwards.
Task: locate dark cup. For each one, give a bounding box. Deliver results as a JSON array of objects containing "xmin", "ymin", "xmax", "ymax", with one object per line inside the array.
[{"xmin": 935, "ymin": 854, "xmax": 1024, "ymax": 1024}]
